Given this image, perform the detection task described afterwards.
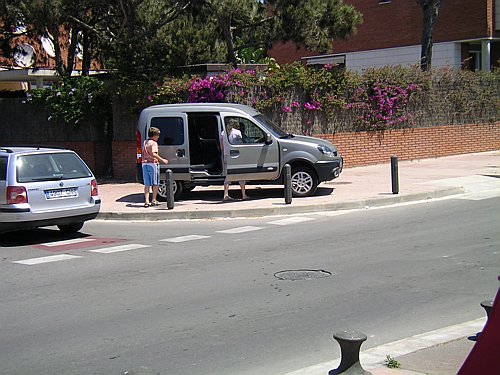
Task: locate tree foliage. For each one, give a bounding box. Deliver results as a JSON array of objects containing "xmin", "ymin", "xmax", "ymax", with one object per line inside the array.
[
  {"xmin": 271, "ymin": 0, "xmax": 363, "ymax": 53},
  {"xmin": 1, "ymin": 0, "xmax": 362, "ymax": 81}
]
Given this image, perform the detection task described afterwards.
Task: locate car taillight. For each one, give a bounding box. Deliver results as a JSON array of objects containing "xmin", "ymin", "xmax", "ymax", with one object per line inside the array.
[
  {"xmin": 7, "ymin": 186, "xmax": 28, "ymax": 204},
  {"xmin": 136, "ymin": 130, "xmax": 143, "ymax": 163},
  {"xmin": 91, "ymin": 179, "xmax": 98, "ymax": 196}
]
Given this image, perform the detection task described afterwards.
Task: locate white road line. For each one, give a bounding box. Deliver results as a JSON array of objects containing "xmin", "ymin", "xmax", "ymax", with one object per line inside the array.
[
  {"xmin": 88, "ymin": 244, "xmax": 151, "ymax": 254},
  {"xmin": 13, "ymin": 254, "xmax": 82, "ymax": 266},
  {"xmin": 40, "ymin": 238, "xmax": 96, "ymax": 247},
  {"xmin": 318, "ymin": 211, "xmax": 351, "ymax": 217},
  {"xmin": 216, "ymin": 226, "xmax": 263, "ymax": 234},
  {"xmin": 267, "ymin": 217, "xmax": 315, "ymax": 226},
  {"xmin": 160, "ymin": 235, "xmax": 211, "ymax": 243},
  {"xmin": 279, "ymin": 317, "xmax": 486, "ymax": 375},
  {"xmin": 456, "ymin": 189, "xmax": 500, "ymax": 201}
]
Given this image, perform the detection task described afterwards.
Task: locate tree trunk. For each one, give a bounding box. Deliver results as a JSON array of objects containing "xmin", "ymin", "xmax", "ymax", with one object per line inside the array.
[
  {"xmin": 49, "ymin": 25, "xmax": 66, "ymax": 77},
  {"xmin": 82, "ymin": 30, "xmax": 91, "ymax": 76},
  {"xmin": 219, "ymin": 15, "xmax": 237, "ymax": 68},
  {"xmin": 67, "ymin": 25, "xmax": 78, "ymax": 77},
  {"xmin": 419, "ymin": 0, "xmax": 442, "ymax": 71}
]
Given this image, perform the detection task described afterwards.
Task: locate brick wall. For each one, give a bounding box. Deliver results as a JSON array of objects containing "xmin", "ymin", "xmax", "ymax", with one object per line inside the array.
[
  {"xmin": 269, "ymin": 0, "xmax": 496, "ymax": 64},
  {"xmin": 320, "ymin": 122, "xmax": 500, "ymax": 168},
  {"xmin": 112, "ymin": 140, "xmax": 137, "ymax": 179},
  {"xmin": 111, "ymin": 122, "xmax": 500, "ymax": 181}
]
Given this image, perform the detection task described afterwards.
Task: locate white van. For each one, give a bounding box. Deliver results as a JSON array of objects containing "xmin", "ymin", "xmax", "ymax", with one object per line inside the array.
[{"xmin": 136, "ymin": 103, "xmax": 343, "ymax": 199}]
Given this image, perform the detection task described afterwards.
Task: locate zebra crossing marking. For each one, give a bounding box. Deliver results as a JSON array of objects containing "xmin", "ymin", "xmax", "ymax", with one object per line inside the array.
[
  {"xmin": 160, "ymin": 235, "xmax": 211, "ymax": 243},
  {"xmin": 88, "ymin": 244, "xmax": 151, "ymax": 254},
  {"xmin": 267, "ymin": 217, "xmax": 315, "ymax": 226},
  {"xmin": 13, "ymin": 254, "xmax": 82, "ymax": 266},
  {"xmin": 216, "ymin": 226, "xmax": 263, "ymax": 234},
  {"xmin": 39, "ymin": 238, "xmax": 96, "ymax": 247}
]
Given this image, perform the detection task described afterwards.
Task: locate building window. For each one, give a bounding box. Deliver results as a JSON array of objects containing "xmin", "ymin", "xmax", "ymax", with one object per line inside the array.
[{"xmin": 379, "ymin": 0, "xmax": 391, "ymax": 4}]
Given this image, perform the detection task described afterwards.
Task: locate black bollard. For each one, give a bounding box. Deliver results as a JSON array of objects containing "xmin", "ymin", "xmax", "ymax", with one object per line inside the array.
[
  {"xmin": 165, "ymin": 169, "xmax": 174, "ymax": 210},
  {"xmin": 284, "ymin": 164, "xmax": 292, "ymax": 204},
  {"xmin": 481, "ymin": 300, "xmax": 493, "ymax": 319},
  {"xmin": 329, "ymin": 330, "xmax": 372, "ymax": 375},
  {"xmin": 391, "ymin": 155, "xmax": 399, "ymax": 194}
]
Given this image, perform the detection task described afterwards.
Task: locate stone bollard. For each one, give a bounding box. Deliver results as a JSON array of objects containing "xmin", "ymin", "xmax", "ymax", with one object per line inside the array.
[
  {"xmin": 481, "ymin": 299, "xmax": 493, "ymax": 319},
  {"xmin": 329, "ymin": 330, "xmax": 372, "ymax": 375}
]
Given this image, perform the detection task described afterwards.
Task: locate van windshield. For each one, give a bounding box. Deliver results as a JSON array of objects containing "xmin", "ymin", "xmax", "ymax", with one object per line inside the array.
[{"xmin": 253, "ymin": 114, "xmax": 289, "ymax": 138}]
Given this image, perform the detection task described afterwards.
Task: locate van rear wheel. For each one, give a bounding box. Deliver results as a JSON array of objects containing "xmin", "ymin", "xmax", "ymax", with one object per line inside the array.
[
  {"xmin": 158, "ymin": 180, "xmax": 183, "ymax": 201},
  {"xmin": 291, "ymin": 166, "xmax": 318, "ymax": 197}
]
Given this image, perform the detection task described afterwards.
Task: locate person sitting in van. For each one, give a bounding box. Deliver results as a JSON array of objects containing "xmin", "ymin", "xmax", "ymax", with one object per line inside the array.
[
  {"xmin": 142, "ymin": 126, "xmax": 168, "ymax": 207},
  {"xmin": 221, "ymin": 119, "xmax": 248, "ymax": 201},
  {"xmin": 227, "ymin": 119, "xmax": 244, "ymax": 144}
]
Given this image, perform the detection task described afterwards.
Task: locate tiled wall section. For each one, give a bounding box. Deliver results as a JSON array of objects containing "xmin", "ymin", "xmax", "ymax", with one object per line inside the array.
[{"xmin": 112, "ymin": 122, "xmax": 500, "ymax": 180}]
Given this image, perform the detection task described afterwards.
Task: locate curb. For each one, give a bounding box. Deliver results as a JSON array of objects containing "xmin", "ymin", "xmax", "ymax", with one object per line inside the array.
[
  {"xmin": 96, "ymin": 187, "xmax": 465, "ymax": 221},
  {"xmin": 279, "ymin": 317, "xmax": 486, "ymax": 375}
]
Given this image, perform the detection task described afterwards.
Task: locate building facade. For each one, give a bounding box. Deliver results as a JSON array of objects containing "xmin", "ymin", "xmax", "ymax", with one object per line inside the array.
[{"xmin": 269, "ymin": 0, "xmax": 500, "ymax": 72}]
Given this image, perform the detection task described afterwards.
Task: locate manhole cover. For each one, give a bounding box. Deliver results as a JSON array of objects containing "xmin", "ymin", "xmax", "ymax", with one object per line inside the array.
[{"xmin": 274, "ymin": 269, "xmax": 331, "ymax": 281}]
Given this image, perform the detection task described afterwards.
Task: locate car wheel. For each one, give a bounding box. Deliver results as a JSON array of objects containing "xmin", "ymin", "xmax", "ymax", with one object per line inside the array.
[
  {"xmin": 291, "ymin": 166, "xmax": 318, "ymax": 197},
  {"xmin": 57, "ymin": 222, "xmax": 84, "ymax": 233},
  {"xmin": 158, "ymin": 180, "xmax": 183, "ymax": 201}
]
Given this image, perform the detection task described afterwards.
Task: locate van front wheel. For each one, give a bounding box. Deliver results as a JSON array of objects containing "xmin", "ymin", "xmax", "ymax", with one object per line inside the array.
[
  {"xmin": 158, "ymin": 180, "xmax": 183, "ymax": 201},
  {"xmin": 291, "ymin": 167, "xmax": 318, "ymax": 197}
]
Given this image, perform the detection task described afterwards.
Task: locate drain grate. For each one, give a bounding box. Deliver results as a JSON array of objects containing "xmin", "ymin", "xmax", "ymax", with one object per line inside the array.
[{"xmin": 274, "ymin": 269, "xmax": 331, "ymax": 281}]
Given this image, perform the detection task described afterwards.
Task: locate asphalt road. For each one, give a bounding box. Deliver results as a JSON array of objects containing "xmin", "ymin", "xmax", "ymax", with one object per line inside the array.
[{"xmin": 0, "ymin": 194, "xmax": 499, "ymax": 375}]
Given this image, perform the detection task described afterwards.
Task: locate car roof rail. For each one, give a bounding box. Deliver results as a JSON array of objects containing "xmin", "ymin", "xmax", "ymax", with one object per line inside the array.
[
  {"xmin": 19, "ymin": 145, "xmax": 68, "ymax": 150},
  {"xmin": 0, "ymin": 147, "xmax": 14, "ymax": 153}
]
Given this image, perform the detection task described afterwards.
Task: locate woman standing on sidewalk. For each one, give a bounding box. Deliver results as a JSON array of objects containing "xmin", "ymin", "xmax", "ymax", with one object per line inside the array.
[{"xmin": 220, "ymin": 119, "xmax": 248, "ymax": 202}]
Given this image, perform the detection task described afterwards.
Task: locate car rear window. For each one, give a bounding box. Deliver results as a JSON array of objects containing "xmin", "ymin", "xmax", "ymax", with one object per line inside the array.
[
  {"xmin": 0, "ymin": 156, "xmax": 7, "ymax": 181},
  {"xmin": 16, "ymin": 152, "xmax": 93, "ymax": 183}
]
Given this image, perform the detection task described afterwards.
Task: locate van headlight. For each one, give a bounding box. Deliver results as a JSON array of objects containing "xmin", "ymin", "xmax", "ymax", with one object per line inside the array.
[{"xmin": 317, "ymin": 145, "xmax": 336, "ymax": 158}]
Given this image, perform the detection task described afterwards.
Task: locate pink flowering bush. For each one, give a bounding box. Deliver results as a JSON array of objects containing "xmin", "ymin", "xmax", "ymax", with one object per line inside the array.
[
  {"xmin": 188, "ymin": 75, "xmax": 231, "ymax": 102},
  {"xmin": 346, "ymin": 81, "xmax": 420, "ymax": 130},
  {"xmin": 133, "ymin": 63, "xmax": 500, "ymax": 134}
]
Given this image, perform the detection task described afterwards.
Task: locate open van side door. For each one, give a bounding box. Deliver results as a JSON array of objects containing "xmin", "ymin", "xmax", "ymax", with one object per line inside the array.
[
  {"xmin": 148, "ymin": 112, "xmax": 190, "ymax": 181},
  {"xmin": 220, "ymin": 113, "xmax": 280, "ymax": 182}
]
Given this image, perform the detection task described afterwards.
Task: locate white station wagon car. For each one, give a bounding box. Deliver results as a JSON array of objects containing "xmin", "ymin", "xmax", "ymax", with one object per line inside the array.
[{"xmin": 0, "ymin": 146, "xmax": 101, "ymax": 234}]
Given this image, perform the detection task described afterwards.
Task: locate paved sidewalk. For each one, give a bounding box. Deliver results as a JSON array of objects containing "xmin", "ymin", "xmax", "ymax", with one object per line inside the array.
[
  {"xmin": 97, "ymin": 151, "xmax": 500, "ymax": 221},
  {"xmin": 96, "ymin": 151, "xmax": 499, "ymax": 375}
]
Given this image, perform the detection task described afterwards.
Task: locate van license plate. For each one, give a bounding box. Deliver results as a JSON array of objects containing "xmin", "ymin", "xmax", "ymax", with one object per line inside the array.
[{"xmin": 45, "ymin": 188, "xmax": 78, "ymax": 199}]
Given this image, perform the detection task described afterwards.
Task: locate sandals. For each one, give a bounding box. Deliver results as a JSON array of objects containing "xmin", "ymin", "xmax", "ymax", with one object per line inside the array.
[
  {"xmin": 151, "ymin": 200, "xmax": 160, "ymax": 206},
  {"xmin": 144, "ymin": 203, "xmax": 150, "ymax": 208}
]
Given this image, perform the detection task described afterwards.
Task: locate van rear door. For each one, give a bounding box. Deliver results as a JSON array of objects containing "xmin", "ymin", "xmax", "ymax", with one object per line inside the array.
[
  {"xmin": 221, "ymin": 113, "xmax": 280, "ymax": 182},
  {"xmin": 149, "ymin": 113, "xmax": 190, "ymax": 181}
]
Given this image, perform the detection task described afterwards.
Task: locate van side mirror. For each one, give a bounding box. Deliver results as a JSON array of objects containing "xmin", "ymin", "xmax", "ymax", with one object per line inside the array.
[{"xmin": 265, "ymin": 133, "xmax": 273, "ymax": 145}]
